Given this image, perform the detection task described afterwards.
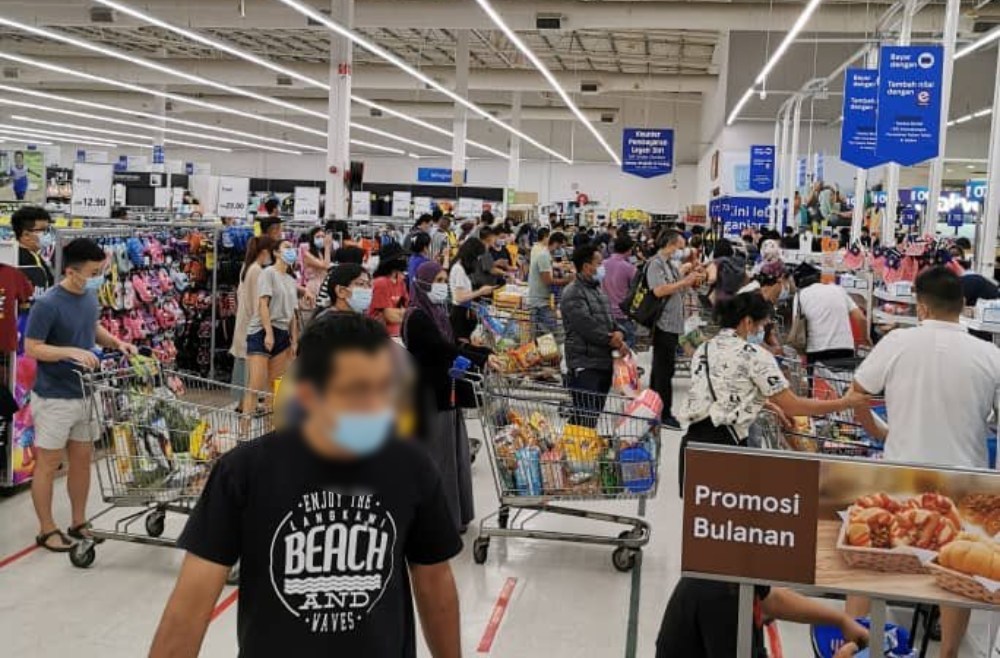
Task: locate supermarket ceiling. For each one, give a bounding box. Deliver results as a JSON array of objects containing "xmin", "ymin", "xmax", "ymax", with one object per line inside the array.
[{"xmin": 0, "ymin": 0, "xmax": 997, "ymax": 164}]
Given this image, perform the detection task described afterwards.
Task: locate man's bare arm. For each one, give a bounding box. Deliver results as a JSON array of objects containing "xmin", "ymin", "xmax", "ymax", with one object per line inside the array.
[
  {"xmin": 411, "ymin": 561, "xmax": 461, "ymax": 658},
  {"xmin": 149, "ymin": 553, "xmax": 230, "ymax": 658}
]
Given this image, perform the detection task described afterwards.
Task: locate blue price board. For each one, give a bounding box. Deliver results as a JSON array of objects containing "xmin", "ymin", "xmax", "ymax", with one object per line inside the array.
[
  {"xmin": 749, "ymin": 145, "xmax": 776, "ymax": 193},
  {"xmin": 622, "ymin": 128, "xmax": 673, "ymax": 178},
  {"xmin": 900, "ymin": 206, "xmax": 917, "ymax": 226},
  {"xmin": 876, "ymin": 46, "xmax": 944, "ymax": 166},
  {"xmin": 947, "ymin": 206, "xmax": 965, "ymax": 228},
  {"xmin": 417, "ymin": 167, "xmax": 463, "ymax": 183},
  {"xmin": 840, "ymin": 69, "xmax": 885, "ymax": 169}
]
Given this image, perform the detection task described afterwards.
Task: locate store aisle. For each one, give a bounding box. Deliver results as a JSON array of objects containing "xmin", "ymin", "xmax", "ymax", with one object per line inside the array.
[{"xmin": 1, "ymin": 406, "xmax": 997, "ymax": 656}]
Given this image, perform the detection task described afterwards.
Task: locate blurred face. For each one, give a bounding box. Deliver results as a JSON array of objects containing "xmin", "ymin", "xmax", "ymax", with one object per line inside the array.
[
  {"xmin": 300, "ymin": 348, "xmax": 397, "ymax": 425},
  {"xmin": 19, "ymin": 219, "xmax": 49, "ymax": 251},
  {"xmin": 434, "ymin": 270, "xmax": 448, "ymax": 285},
  {"xmin": 582, "ymin": 252, "xmax": 603, "ymax": 278},
  {"xmin": 335, "ymin": 273, "xmax": 372, "ymax": 303},
  {"xmin": 65, "ymin": 259, "xmax": 105, "ymax": 291},
  {"xmin": 15, "ymin": 152, "xmax": 23, "ymax": 166},
  {"xmin": 266, "ymin": 224, "xmax": 283, "ymax": 240}
]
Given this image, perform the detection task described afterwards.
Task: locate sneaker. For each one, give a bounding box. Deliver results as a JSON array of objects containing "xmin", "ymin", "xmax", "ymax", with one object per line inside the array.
[{"xmin": 663, "ymin": 416, "xmax": 682, "ymax": 430}]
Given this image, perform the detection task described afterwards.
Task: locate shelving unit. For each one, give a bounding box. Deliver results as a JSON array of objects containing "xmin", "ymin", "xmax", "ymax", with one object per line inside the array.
[{"xmin": 873, "ymin": 309, "xmax": 919, "ymax": 326}]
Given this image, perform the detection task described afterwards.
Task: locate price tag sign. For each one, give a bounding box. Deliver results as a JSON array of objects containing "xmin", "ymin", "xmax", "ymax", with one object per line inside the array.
[
  {"xmin": 413, "ymin": 196, "xmax": 433, "ymax": 216},
  {"xmin": 71, "ymin": 162, "xmax": 113, "ymax": 218},
  {"xmin": 457, "ymin": 197, "xmax": 483, "ymax": 217},
  {"xmin": 392, "ymin": 191, "xmax": 412, "ymax": 219},
  {"xmin": 352, "ymin": 190, "xmax": 371, "ymax": 219},
  {"xmin": 216, "ymin": 176, "xmax": 250, "ymax": 219},
  {"xmin": 293, "ymin": 186, "xmax": 321, "ymax": 220}
]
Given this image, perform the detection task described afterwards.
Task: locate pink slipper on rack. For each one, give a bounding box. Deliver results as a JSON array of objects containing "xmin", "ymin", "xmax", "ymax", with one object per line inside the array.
[{"xmin": 132, "ymin": 274, "xmax": 153, "ymax": 304}]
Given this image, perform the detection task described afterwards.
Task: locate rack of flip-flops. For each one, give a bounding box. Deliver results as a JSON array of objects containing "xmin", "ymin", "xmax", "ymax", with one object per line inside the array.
[
  {"xmin": 212, "ymin": 225, "xmax": 254, "ymax": 381},
  {"xmin": 52, "ymin": 221, "xmax": 219, "ymax": 380}
]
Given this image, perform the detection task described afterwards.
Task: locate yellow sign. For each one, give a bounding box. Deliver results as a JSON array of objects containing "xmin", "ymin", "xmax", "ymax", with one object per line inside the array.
[
  {"xmin": 71, "ymin": 218, "xmax": 85, "ymax": 228},
  {"xmin": 54, "ymin": 218, "xmax": 69, "ymax": 228}
]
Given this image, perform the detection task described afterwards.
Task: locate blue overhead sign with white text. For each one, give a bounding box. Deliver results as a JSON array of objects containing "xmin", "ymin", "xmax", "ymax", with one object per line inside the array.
[
  {"xmin": 749, "ymin": 145, "xmax": 776, "ymax": 193},
  {"xmin": 417, "ymin": 167, "xmax": 465, "ymax": 184},
  {"xmin": 876, "ymin": 45, "xmax": 944, "ymax": 166},
  {"xmin": 715, "ymin": 196, "xmax": 770, "ymax": 235},
  {"xmin": 622, "ymin": 128, "xmax": 673, "ymax": 178},
  {"xmin": 840, "ymin": 69, "xmax": 885, "ymax": 169}
]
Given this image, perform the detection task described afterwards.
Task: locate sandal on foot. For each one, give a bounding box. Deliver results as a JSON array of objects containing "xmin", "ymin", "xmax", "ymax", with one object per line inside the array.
[
  {"xmin": 67, "ymin": 523, "xmax": 104, "ymax": 544},
  {"xmin": 36, "ymin": 529, "xmax": 74, "ymax": 553}
]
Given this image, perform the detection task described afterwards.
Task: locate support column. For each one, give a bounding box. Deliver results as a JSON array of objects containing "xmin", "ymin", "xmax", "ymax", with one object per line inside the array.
[
  {"xmin": 779, "ymin": 102, "xmax": 793, "ymax": 231},
  {"xmin": 451, "ymin": 30, "xmax": 470, "ymax": 185},
  {"xmin": 324, "ymin": 0, "xmax": 353, "ymax": 220},
  {"xmin": 786, "ymin": 95, "xmax": 804, "ymax": 233},
  {"xmin": 851, "ymin": 47, "xmax": 877, "ymax": 242},
  {"xmin": 883, "ymin": 0, "xmax": 916, "ymax": 247},
  {"xmin": 769, "ymin": 117, "xmax": 782, "ymax": 229},
  {"xmin": 506, "ymin": 91, "xmax": 522, "ymax": 204},
  {"xmin": 924, "ymin": 0, "xmax": 961, "ymax": 233},
  {"xmin": 975, "ymin": 45, "xmax": 1000, "ymax": 277}
]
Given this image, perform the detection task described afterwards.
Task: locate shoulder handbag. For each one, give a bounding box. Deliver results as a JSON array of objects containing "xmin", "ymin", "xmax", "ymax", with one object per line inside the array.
[
  {"xmin": 702, "ymin": 343, "xmax": 741, "ymax": 446},
  {"xmin": 787, "ymin": 293, "xmax": 809, "ymax": 353},
  {"xmin": 621, "ymin": 260, "xmax": 667, "ymax": 329}
]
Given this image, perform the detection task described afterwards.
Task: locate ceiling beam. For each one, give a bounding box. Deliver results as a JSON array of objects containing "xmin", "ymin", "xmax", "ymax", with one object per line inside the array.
[{"xmin": 1, "ymin": 0, "xmax": 963, "ymax": 34}]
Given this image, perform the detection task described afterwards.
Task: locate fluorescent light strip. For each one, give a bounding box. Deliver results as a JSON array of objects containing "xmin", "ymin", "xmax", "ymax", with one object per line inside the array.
[
  {"xmin": 350, "ymin": 139, "xmax": 405, "ymax": 155},
  {"xmin": 0, "ymin": 51, "xmax": 327, "ymax": 138},
  {"xmin": 955, "ymin": 25, "xmax": 1000, "ymax": 59},
  {"xmin": 13, "ymin": 115, "xmax": 150, "ymax": 141},
  {"xmin": 727, "ymin": 87, "xmax": 756, "ymax": 126},
  {"xmin": 163, "ymin": 138, "xmax": 231, "ymax": 153},
  {"xmin": 352, "ymin": 123, "xmax": 451, "ymax": 156},
  {"xmin": 0, "ymin": 89, "xmax": 316, "ymax": 153},
  {"xmin": 91, "ymin": 0, "xmax": 511, "ymax": 160},
  {"xmin": 407, "ymin": 153, "xmax": 422, "ymax": 159},
  {"xmin": 0, "ymin": 17, "xmax": 327, "ymax": 121},
  {"xmin": 0, "ymin": 123, "xmax": 133, "ymax": 146},
  {"xmin": 472, "ymin": 0, "xmax": 618, "ymax": 165},
  {"xmin": 275, "ymin": 0, "xmax": 571, "ymax": 163},
  {"xmin": 0, "ymin": 134, "xmax": 51, "ymax": 145},
  {"xmin": 756, "ymin": 0, "xmax": 824, "ymax": 84},
  {"xmin": 0, "ymin": 128, "xmax": 107, "ymax": 147}
]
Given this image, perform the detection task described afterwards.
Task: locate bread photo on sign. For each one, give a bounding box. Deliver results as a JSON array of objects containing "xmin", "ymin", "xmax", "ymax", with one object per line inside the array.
[
  {"xmin": 958, "ymin": 494, "xmax": 1000, "ymax": 537},
  {"xmin": 937, "ymin": 534, "xmax": 1000, "ymax": 581},
  {"xmin": 843, "ymin": 492, "xmax": 960, "ymax": 552}
]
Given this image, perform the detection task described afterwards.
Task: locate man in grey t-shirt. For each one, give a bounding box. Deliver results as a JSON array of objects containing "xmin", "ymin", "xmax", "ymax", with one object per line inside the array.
[
  {"xmin": 25, "ymin": 238, "xmax": 137, "ymax": 552},
  {"xmin": 647, "ymin": 229, "xmax": 702, "ymax": 427},
  {"xmin": 526, "ymin": 228, "xmax": 572, "ymax": 338}
]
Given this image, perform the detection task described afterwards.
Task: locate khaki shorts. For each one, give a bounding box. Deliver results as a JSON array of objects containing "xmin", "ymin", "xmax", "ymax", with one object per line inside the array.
[{"xmin": 32, "ymin": 395, "xmax": 98, "ymax": 451}]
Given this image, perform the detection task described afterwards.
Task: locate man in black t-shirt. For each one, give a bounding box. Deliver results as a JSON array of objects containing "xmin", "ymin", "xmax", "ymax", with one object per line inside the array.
[
  {"xmin": 150, "ymin": 313, "xmax": 462, "ymax": 658},
  {"xmin": 12, "ymin": 205, "xmax": 54, "ymax": 295}
]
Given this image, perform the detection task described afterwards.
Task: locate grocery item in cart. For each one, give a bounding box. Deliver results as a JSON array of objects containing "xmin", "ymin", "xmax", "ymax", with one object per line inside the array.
[
  {"xmin": 619, "ymin": 444, "xmax": 655, "ymax": 494},
  {"xmin": 540, "ymin": 448, "xmax": 567, "ymax": 493},
  {"xmin": 560, "ymin": 424, "xmax": 603, "ymax": 476},
  {"xmin": 514, "ymin": 446, "xmax": 543, "ymax": 496}
]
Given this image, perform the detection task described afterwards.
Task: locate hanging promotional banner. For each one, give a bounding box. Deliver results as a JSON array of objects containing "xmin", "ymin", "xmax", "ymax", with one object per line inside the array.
[
  {"xmin": 900, "ymin": 206, "xmax": 917, "ymax": 226},
  {"xmin": 392, "ymin": 190, "xmax": 412, "ymax": 219},
  {"xmin": 293, "ymin": 186, "xmax": 321, "ymax": 220},
  {"xmin": 966, "ymin": 180, "xmax": 987, "ymax": 204},
  {"xmin": 216, "ymin": 176, "xmax": 250, "ymax": 219},
  {"xmin": 352, "ymin": 190, "xmax": 371, "ymax": 219},
  {"xmin": 876, "ymin": 45, "xmax": 944, "ymax": 166},
  {"xmin": 716, "ymin": 196, "xmax": 770, "ymax": 235},
  {"xmin": 873, "ymin": 190, "xmax": 889, "ymax": 208},
  {"xmin": 797, "ymin": 157, "xmax": 807, "ymax": 187},
  {"xmin": 814, "ymin": 151, "xmax": 825, "ymax": 182},
  {"xmin": 71, "ymin": 162, "xmax": 114, "ymax": 218},
  {"xmin": 621, "ymin": 128, "xmax": 674, "ymax": 178},
  {"xmin": 749, "ymin": 146, "xmax": 775, "ymax": 192},
  {"xmin": 418, "ymin": 167, "xmax": 464, "ymax": 184},
  {"xmin": 946, "ymin": 206, "xmax": 965, "ymax": 228},
  {"xmin": 152, "ymin": 144, "xmax": 165, "ymax": 165},
  {"xmin": 734, "ymin": 164, "xmax": 751, "ymax": 193},
  {"xmin": 840, "ymin": 69, "xmax": 886, "ymax": 169}
]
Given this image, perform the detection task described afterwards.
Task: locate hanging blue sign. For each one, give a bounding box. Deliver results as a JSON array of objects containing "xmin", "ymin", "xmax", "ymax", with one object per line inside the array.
[
  {"xmin": 718, "ymin": 196, "xmax": 770, "ymax": 235},
  {"xmin": 749, "ymin": 145, "xmax": 776, "ymax": 193},
  {"xmin": 947, "ymin": 206, "xmax": 965, "ymax": 228},
  {"xmin": 814, "ymin": 151, "xmax": 825, "ymax": 182},
  {"xmin": 734, "ymin": 165, "xmax": 750, "ymax": 193},
  {"xmin": 876, "ymin": 45, "xmax": 944, "ymax": 166},
  {"xmin": 185, "ymin": 162, "xmax": 194, "ymax": 175},
  {"xmin": 840, "ymin": 69, "xmax": 885, "ymax": 169},
  {"xmin": 417, "ymin": 167, "xmax": 466, "ymax": 184},
  {"xmin": 900, "ymin": 206, "xmax": 917, "ymax": 226},
  {"xmin": 910, "ymin": 187, "xmax": 928, "ymax": 205},
  {"xmin": 152, "ymin": 144, "xmax": 164, "ymax": 165},
  {"xmin": 873, "ymin": 190, "xmax": 888, "ymax": 208},
  {"xmin": 797, "ymin": 157, "xmax": 807, "ymax": 187},
  {"xmin": 114, "ymin": 155, "xmax": 128, "ymax": 173},
  {"xmin": 966, "ymin": 180, "xmax": 987, "ymax": 203},
  {"xmin": 621, "ymin": 128, "xmax": 673, "ymax": 178},
  {"xmin": 76, "ymin": 149, "xmax": 86, "ymax": 163}
]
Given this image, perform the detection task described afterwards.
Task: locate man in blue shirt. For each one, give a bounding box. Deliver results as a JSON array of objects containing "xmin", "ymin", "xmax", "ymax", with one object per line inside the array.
[{"xmin": 25, "ymin": 238, "xmax": 136, "ymax": 552}]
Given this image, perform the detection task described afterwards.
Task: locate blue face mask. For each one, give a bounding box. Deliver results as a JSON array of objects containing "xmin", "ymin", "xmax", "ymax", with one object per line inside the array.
[
  {"xmin": 39, "ymin": 232, "xmax": 54, "ymax": 250},
  {"xmin": 281, "ymin": 248, "xmax": 297, "ymax": 266},
  {"xmin": 347, "ymin": 287, "xmax": 373, "ymax": 313},
  {"xmin": 330, "ymin": 409, "xmax": 393, "ymax": 456},
  {"xmin": 84, "ymin": 273, "xmax": 105, "ymax": 292},
  {"xmin": 313, "ymin": 237, "xmax": 325, "ymax": 250},
  {"xmin": 594, "ymin": 264, "xmax": 606, "ymax": 283},
  {"xmin": 748, "ymin": 328, "xmax": 766, "ymax": 345}
]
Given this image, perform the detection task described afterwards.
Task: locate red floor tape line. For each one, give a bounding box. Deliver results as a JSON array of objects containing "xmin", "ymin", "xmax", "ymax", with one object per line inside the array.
[
  {"xmin": 476, "ymin": 577, "xmax": 518, "ymax": 653},
  {"xmin": 210, "ymin": 589, "xmax": 239, "ymax": 622},
  {"xmin": 0, "ymin": 544, "xmax": 39, "ymax": 569},
  {"xmin": 766, "ymin": 621, "xmax": 784, "ymax": 658}
]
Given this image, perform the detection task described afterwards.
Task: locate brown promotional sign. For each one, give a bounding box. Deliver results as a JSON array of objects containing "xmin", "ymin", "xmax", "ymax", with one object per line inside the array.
[{"xmin": 682, "ymin": 448, "xmax": 820, "ymax": 585}]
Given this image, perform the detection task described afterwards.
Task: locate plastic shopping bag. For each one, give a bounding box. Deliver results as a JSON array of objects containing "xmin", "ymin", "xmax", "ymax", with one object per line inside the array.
[{"xmin": 612, "ymin": 351, "xmax": 639, "ymax": 397}]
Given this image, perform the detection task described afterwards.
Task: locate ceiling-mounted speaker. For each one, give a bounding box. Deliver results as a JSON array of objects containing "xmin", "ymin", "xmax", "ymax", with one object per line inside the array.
[
  {"xmin": 307, "ymin": 9, "xmax": 330, "ymax": 26},
  {"xmin": 536, "ymin": 13, "xmax": 562, "ymax": 30},
  {"xmin": 2, "ymin": 67, "xmax": 19, "ymax": 80},
  {"xmin": 165, "ymin": 101, "xmax": 174, "ymax": 111},
  {"xmin": 600, "ymin": 112, "xmax": 616, "ymax": 124},
  {"xmin": 90, "ymin": 6, "xmax": 115, "ymax": 23},
  {"xmin": 369, "ymin": 108, "xmax": 383, "ymax": 117},
  {"xmin": 580, "ymin": 81, "xmax": 600, "ymax": 94},
  {"xmin": 276, "ymin": 75, "xmax": 293, "ymax": 86}
]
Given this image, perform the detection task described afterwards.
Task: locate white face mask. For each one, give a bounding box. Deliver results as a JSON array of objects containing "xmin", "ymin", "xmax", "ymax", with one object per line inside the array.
[{"xmin": 428, "ymin": 282, "xmax": 449, "ymax": 304}]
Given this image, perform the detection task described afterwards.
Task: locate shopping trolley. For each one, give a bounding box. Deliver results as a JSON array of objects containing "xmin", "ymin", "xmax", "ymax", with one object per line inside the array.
[
  {"xmin": 471, "ymin": 302, "xmax": 564, "ymax": 382},
  {"xmin": 676, "ymin": 292, "xmax": 720, "ymax": 376},
  {"xmin": 68, "ymin": 357, "xmax": 272, "ymax": 571},
  {"xmin": 462, "ymin": 370, "xmax": 661, "ymax": 572}
]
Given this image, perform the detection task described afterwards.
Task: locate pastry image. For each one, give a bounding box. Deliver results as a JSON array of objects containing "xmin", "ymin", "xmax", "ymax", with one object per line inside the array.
[
  {"xmin": 958, "ymin": 494, "xmax": 1000, "ymax": 536},
  {"xmin": 912, "ymin": 492, "xmax": 962, "ymax": 529},
  {"xmin": 852, "ymin": 492, "xmax": 905, "ymax": 514},
  {"xmin": 938, "ymin": 534, "xmax": 1000, "ymax": 581},
  {"xmin": 847, "ymin": 507, "xmax": 896, "ymax": 548},
  {"xmin": 892, "ymin": 508, "xmax": 959, "ymax": 551}
]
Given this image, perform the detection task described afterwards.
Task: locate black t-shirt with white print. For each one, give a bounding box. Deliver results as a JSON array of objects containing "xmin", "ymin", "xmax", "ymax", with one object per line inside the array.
[{"xmin": 177, "ymin": 430, "xmax": 462, "ymax": 657}]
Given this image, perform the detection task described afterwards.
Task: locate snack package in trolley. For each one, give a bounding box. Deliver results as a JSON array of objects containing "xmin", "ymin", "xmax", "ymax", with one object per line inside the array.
[
  {"xmin": 612, "ymin": 350, "xmax": 640, "ymax": 397},
  {"xmin": 615, "ymin": 389, "xmax": 663, "ymax": 442}
]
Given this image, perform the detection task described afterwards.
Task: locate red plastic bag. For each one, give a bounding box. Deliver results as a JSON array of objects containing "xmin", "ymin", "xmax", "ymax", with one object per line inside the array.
[{"xmin": 612, "ymin": 351, "xmax": 640, "ymax": 397}]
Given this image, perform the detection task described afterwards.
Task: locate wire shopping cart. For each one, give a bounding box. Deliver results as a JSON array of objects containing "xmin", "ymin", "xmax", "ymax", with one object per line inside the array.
[
  {"xmin": 462, "ymin": 370, "xmax": 661, "ymax": 572},
  {"xmin": 675, "ymin": 292, "xmax": 721, "ymax": 376},
  {"xmin": 68, "ymin": 357, "xmax": 272, "ymax": 571},
  {"xmin": 471, "ymin": 302, "xmax": 564, "ymax": 381}
]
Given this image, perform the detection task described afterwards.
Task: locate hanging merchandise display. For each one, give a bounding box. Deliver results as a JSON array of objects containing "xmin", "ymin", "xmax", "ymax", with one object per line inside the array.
[
  {"xmin": 621, "ymin": 128, "xmax": 674, "ymax": 179},
  {"xmin": 748, "ymin": 145, "xmax": 776, "ymax": 193},
  {"xmin": 876, "ymin": 46, "xmax": 944, "ymax": 166}
]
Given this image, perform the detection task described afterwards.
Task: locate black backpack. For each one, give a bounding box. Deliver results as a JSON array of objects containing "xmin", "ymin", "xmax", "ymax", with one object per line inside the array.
[
  {"xmin": 715, "ymin": 256, "xmax": 747, "ymax": 300},
  {"xmin": 620, "ymin": 261, "xmax": 666, "ymax": 328}
]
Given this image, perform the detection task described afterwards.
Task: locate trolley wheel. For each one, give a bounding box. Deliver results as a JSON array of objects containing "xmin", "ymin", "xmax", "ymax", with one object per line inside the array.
[
  {"xmin": 618, "ymin": 529, "xmax": 643, "ymax": 541},
  {"xmin": 497, "ymin": 507, "xmax": 510, "ymax": 530},
  {"xmin": 612, "ymin": 547, "xmax": 638, "ymax": 573},
  {"xmin": 69, "ymin": 542, "xmax": 96, "ymax": 569},
  {"xmin": 226, "ymin": 563, "xmax": 241, "ymax": 586},
  {"xmin": 473, "ymin": 537, "xmax": 490, "ymax": 565},
  {"xmin": 145, "ymin": 510, "xmax": 166, "ymax": 538}
]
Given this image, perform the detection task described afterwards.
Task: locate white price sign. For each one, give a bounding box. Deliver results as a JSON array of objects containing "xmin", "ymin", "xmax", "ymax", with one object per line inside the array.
[
  {"xmin": 392, "ymin": 191, "xmax": 412, "ymax": 218},
  {"xmin": 71, "ymin": 162, "xmax": 113, "ymax": 218},
  {"xmin": 352, "ymin": 190, "xmax": 371, "ymax": 219},
  {"xmin": 293, "ymin": 186, "xmax": 321, "ymax": 220},
  {"xmin": 216, "ymin": 176, "xmax": 250, "ymax": 218},
  {"xmin": 457, "ymin": 197, "xmax": 483, "ymax": 218},
  {"xmin": 413, "ymin": 196, "xmax": 433, "ymax": 216}
]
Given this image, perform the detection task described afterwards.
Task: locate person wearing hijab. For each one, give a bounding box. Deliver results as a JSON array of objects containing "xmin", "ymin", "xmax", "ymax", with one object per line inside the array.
[{"xmin": 402, "ymin": 260, "xmax": 494, "ymax": 531}]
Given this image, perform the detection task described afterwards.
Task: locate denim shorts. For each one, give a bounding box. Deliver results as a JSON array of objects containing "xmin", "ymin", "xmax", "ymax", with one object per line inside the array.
[{"xmin": 246, "ymin": 327, "xmax": 291, "ymax": 357}]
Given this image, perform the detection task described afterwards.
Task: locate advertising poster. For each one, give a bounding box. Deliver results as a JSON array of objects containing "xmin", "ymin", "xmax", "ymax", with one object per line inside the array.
[
  {"xmin": 0, "ymin": 149, "xmax": 44, "ymax": 203},
  {"xmin": 622, "ymin": 128, "xmax": 674, "ymax": 178},
  {"xmin": 10, "ymin": 312, "xmax": 37, "ymax": 484},
  {"xmin": 748, "ymin": 145, "xmax": 776, "ymax": 193},
  {"xmin": 683, "ymin": 448, "xmax": 1000, "ymax": 607},
  {"xmin": 876, "ymin": 45, "xmax": 944, "ymax": 166},
  {"xmin": 840, "ymin": 69, "xmax": 885, "ymax": 169},
  {"xmin": 716, "ymin": 196, "xmax": 770, "ymax": 235}
]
